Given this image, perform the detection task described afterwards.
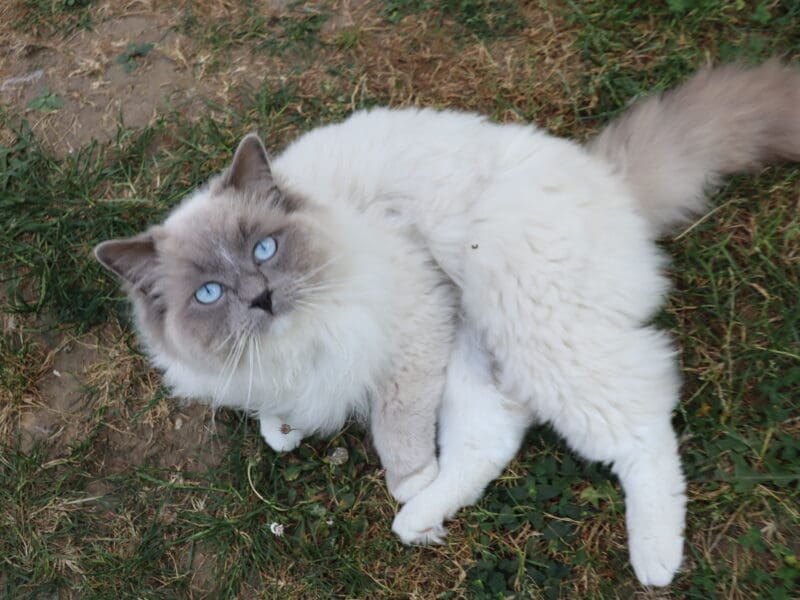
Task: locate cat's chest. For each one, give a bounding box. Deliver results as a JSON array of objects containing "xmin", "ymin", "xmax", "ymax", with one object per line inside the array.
[{"xmin": 157, "ymin": 301, "xmax": 386, "ymax": 428}]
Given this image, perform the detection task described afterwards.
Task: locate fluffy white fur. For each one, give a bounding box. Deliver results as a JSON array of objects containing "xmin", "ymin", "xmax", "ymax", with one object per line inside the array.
[
  {"xmin": 96, "ymin": 61, "xmax": 800, "ymax": 588},
  {"xmin": 151, "ymin": 186, "xmax": 451, "ymax": 442},
  {"xmin": 268, "ymin": 61, "xmax": 800, "ymax": 586},
  {"xmin": 274, "ymin": 108, "xmax": 685, "ymax": 585}
]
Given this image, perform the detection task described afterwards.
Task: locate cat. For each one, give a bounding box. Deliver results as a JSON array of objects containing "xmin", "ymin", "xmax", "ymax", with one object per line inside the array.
[
  {"xmin": 95, "ymin": 59, "xmax": 800, "ymax": 587},
  {"xmin": 94, "ymin": 135, "xmax": 457, "ymax": 503}
]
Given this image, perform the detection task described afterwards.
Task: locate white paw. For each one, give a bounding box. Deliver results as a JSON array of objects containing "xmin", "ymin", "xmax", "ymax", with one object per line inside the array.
[
  {"xmin": 259, "ymin": 416, "xmax": 303, "ymax": 452},
  {"xmin": 628, "ymin": 526, "xmax": 684, "ymax": 586},
  {"xmin": 388, "ymin": 460, "xmax": 438, "ymax": 504},
  {"xmin": 392, "ymin": 499, "xmax": 448, "ymax": 545}
]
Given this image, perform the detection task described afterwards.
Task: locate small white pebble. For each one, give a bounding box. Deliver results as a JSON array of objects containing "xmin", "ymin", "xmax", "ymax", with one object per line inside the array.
[
  {"xmin": 53, "ymin": 370, "xmax": 61, "ymax": 378},
  {"xmin": 174, "ymin": 417, "xmax": 183, "ymax": 430},
  {"xmin": 325, "ymin": 519, "xmax": 333, "ymax": 526},
  {"xmin": 270, "ymin": 522, "xmax": 284, "ymax": 537},
  {"xmin": 325, "ymin": 447, "xmax": 349, "ymax": 465}
]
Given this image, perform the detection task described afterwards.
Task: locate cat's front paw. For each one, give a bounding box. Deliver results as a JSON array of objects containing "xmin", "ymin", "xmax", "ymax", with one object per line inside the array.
[
  {"xmin": 392, "ymin": 499, "xmax": 448, "ymax": 545},
  {"xmin": 387, "ymin": 460, "xmax": 438, "ymax": 504},
  {"xmin": 259, "ymin": 415, "xmax": 303, "ymax": 452},
  {"xmin": 628, "ymin": 523, "xmax": 683, "ymax": 586}
]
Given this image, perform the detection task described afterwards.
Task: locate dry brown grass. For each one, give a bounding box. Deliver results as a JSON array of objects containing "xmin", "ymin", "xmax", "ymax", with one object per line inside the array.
[
  {"xmin": 2, "ymin": 0, "xmax": 585, "ymax": 154},
  {"xmin": 2, "ymin": 1, "xmax": 798, "ymax": 597}
]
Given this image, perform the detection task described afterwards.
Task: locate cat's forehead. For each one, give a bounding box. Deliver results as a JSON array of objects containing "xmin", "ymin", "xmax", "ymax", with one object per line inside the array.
[{"xmin": 160, "ymin": 184, "xmax": 289, "ymax": 262}]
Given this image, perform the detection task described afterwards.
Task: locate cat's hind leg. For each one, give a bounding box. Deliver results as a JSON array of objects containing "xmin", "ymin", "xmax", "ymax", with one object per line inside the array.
[
  {"xmin": 392, "ymin": 325, "xmax": 533, "ymax": 544},
  {"xmin": 448, "ymin": 196, "xmax": 686, "ymax": 585},
  {"xmin": 518, "ymin": 326, "xmax": 688, "ymax": 587},
  {"xmin": 609, "ymin": 417, "xmax": 686, "ymax": 587},
  {"xmin": 492, "ymin": 319, "xmax": 686, "ymax": 586}
]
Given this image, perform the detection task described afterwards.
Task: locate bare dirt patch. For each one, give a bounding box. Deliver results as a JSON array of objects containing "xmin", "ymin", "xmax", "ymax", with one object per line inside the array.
[
  {"xmin": 1, "ymin": 1, "xmax": 583, "ymax": 156},
  {"xmin": 14, "ymin": 323, "xmax": 225, "ymax": 473},
  {"xmin": 18, "ymin": 330, "xmax": 102, "ymax": 454},
  {"xmin": 0, "ymin": 14, "xmax": 202, "ymax": 156}
]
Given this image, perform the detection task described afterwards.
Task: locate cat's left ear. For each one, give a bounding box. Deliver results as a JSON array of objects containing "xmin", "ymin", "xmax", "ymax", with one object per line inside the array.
[{"xmin": 224, "ymin": 133, "xmax": 274, "ymax": 191}]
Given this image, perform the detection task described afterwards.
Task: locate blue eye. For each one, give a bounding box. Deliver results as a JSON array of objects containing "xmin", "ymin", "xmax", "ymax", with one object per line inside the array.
[
  {"xmin": 195, "ymin": 282, "xmax": 223, "ymax": 304},
  {"xmin": 254, "ymin": 236, "xmax": 278, "ymax": 262}
]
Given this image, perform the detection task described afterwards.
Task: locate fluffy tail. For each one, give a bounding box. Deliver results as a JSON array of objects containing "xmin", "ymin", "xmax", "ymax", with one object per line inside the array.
[{"xmin": 587, "ymin": 59, "xmax": 800, "ymax": 236}]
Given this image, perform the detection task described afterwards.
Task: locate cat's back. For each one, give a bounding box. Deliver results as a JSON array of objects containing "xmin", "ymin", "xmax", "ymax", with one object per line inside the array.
[
  {"xmin": 275, "ymin": 106, "xmax": 666, "ymax": 324},
  {"xmin": 272, "ymin": 107, "xmax": 551, "ymax": 209}
]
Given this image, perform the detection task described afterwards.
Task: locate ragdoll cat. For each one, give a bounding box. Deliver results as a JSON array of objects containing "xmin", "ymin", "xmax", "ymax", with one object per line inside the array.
[{"xmin": 95, "ymin": 60, "xmax": 800, "ymax": 587}]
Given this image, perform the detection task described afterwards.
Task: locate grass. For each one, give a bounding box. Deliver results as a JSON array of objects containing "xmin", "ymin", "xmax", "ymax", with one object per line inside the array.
[
  {"xmin": 180, "ymin": 1, "xmax": 329, "ymax": 58},
  {"xmin": 9, "ymin": 0, "xmax": 96, "ymax": 35},
  {"xmin": 1, "ymin": 0, "xmax": 798, "ymax": 598},
  {"xmin": 381, "ymin": 0, "xmax": 527, "ymax": 39}
]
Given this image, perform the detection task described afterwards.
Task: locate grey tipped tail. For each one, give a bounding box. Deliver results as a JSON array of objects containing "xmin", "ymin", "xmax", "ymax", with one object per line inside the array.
[{"xmin": 587, "ymin": 59, "xmax": 800, "ymax": 236}]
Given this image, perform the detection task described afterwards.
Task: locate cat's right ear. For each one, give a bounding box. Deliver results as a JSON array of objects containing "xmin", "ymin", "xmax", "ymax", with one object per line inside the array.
[
  {"xmin": 224, "ymin": 133, "xmax": 273, "ymax": 191},
  {"xmin": 94, "ymin": 234, "xmax": 158, "ymax": 287},
  {"xmin": 223, "ymin": 133, "xmax": 302, "ymax": 211}
]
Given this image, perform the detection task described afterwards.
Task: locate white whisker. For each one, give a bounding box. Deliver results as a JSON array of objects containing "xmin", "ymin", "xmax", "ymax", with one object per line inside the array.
[
  {"xmin": 254, "ymin": 336, "xmax": 268, "ymax": 390},
  {"xmin": 214, "ymin": 330, "xmax": 247, "ymax": 407},
  {"xmin": 213, "ymin": 328, "xmax": 238, "ymax": 353},
  {"xmin": 296, "ymin": 254, "xmax": 343, "ymax": 280},
  {"xmin": 213, "ymin": 336, "xmax": 238, "ymax": 401},
  {"xmin": 297, "ymin": 280, "xmax": 356, "ymax": 295},
  {"xmin": 245, "ymin": 335, "xmax": 255, "ymax": 412}
]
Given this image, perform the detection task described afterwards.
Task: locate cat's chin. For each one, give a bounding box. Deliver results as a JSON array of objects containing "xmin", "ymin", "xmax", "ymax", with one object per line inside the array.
[
  {"xmin": 266, "ymin": 312, "xmax": 293, "ymax": 337},
  {"xmin": 243, "ymin": 311, "xmax": 296, "ymax": 350}
]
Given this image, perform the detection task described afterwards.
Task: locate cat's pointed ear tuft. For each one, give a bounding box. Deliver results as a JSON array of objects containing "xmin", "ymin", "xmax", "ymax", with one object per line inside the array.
[
  {"xmin": 94, "ymin": 234, "xmax": 158, "ymax": 287},
  {"xmin": 224, "ymin": 133, "xmax": 273, "ymax": 191}
]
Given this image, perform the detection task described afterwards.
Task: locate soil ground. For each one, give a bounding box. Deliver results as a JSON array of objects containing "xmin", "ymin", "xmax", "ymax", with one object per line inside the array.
[{"xmin": 1, "ymin": 1, "xmax": 798, "ymax": 598}]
